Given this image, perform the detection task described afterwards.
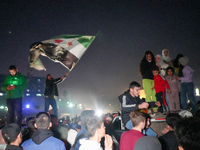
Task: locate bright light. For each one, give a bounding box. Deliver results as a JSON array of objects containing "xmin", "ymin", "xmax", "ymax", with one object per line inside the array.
[
  {"xmin": 36, "ymin": 94, "xmax": 42, "ymax": 96},
  {"xmin": 96, "ymin": 109, "xmax": 103, "ymax": 117},
  {"xmin": 0, "ymin": 93, "xmax": 3, "ymax": 96},
  {"xmin": 26, "ymin": 104, "xmax": 30, "ymax": 108},
  {"xmin": 68, "ymin": 103, "xmax": 73, "ymax": 107},
  {"xmin": 196, "ymin": 87, "xmax": 200, "ymax": 96},
  {"xmin": 0, "ymin": 106, "xmax": 4, "ymax": 109},
  {"xmin": 26, "ymin": 94, "xmax": 30, "ymax": 96}
]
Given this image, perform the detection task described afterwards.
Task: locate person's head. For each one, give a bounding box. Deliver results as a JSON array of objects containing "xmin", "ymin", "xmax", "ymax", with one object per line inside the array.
[
  {"xmin": 130, "ymin": 110, "xmax": 146, "ymax": 129},
  {"xmin": 166, "ymin": 113, "xmax": 181, "ymax": 130},
  {"xmin": 143, "ymin": 113, "xmax": 151, "ymax": 129},
  {"xmin": 173, "ymin": 54, "xmax": 184, "ymax": 68},
  {"xmin": 129, "ymin": 81, "xmax": 141, "ymax": 97},
  {"xmin": 46, "ymin": 74, "xmax": 53, "ymax": 80},
  {"xmin": 166, "ymin": 67, "xmax": 174, "ymax": 76},
  {"xmin": 2, "ymin": 123, "xmax": 22, "ymax": 145},
  {"xmin": 35, "ymin": 112, "xmax": 52, "ymax": 129},
  {"xmin": 178, "ymin": 56, "xmax": 189, "ymax": 67},
  {"xmin": 141, "ymin": 50, "xmax": 155, "ymax": 63},
  {"xmin": 155, "ymin": 54, "xmax": 164, "ymax": 65},
  {"xmin": 80, "ymin": 110, "xmax": 95, "ymax": 127},
  {"xmin": 162, "ymin": 49, "xmax": 169, "ymax": 57},
  {"xmin": 85, "ymin": 116, "xmax": 105, "ymax": 139},
  {"xmin": 9, "ymin": 65, "xmax": 17, "ymax": 76},
  {"xmin": 174, "ymin": 117, "xmax": 200, "ymax": 150},
  {"xmin": 134, "ymin": 136, "xmax": 162, "ymax": 150},
  {"xmin": 152, "ymin": 65, "xmax": 159, "ymax": 76}
]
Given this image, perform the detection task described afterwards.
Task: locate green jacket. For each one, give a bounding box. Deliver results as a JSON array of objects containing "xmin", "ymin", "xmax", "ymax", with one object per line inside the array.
[{"xmin": 1, "ymin": 72, "xmax": 27, "ymax": 99}]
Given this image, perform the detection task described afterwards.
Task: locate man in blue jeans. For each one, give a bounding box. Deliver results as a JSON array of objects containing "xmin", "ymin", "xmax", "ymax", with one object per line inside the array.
[
  {"xmin": 44, "ymin": 73, "xmax": 68, "ymax": 116},
  {"xmin": 118, "ymin": 81, "xmax": 160, "ymax": 137}
]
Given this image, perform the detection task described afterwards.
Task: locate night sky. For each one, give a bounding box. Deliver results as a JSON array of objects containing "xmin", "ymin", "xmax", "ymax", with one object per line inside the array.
[{"xmin": 1, "ymin": 0, "xmax": 200, "ymax": 112}]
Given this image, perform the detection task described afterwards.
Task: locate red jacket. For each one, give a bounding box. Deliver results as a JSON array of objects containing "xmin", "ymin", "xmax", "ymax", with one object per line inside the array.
[{"xmin": 154, "ymin": 74, "xmax": 170, "ymax": 93}]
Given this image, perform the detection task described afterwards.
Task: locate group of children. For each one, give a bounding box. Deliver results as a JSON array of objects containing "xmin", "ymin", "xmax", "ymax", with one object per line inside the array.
[{"xmin": 139, "ymin": 49, "xmax": 198, "ymax": 114}]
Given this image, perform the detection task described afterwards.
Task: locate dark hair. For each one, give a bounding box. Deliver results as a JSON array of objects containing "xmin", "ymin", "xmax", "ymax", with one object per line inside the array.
[
  {"xmin": 178, "ymin": 64, "xmax": 184, "ymax": 77},
  {"xmin": 141, "ymin": 50, "xmax": 155, "ymax": 64},
  {"xmin": 9, "ymin": 65, "xmax": 16, "ymax": 70},
  {"xmin": 46, "ymin": 74, "xmax": 51, "ymax": 79},
  {"xmin": 85, "ymin": 116, "xmax": 103, "ymax": 137},
  {"xmin": 174, "ymin": 117, "xmax": 200, "ymax": 150},
  {"xmin": 173, "ymin": 54, "xmax": 184, "ymax": 68},
  {"xmin": 30, "ymin": 42, "xmax": 43, "ymax": 49},
  {"xmin": 2, "ymin": 124, "xmax": 21, "ymax": 145},
  {"xmin": 35, "ymin": 112, "xmax": 51, "ymax": 129},
  {"xmin": 80, "ymin": 110, "xmax": 95, "ymax": 126},
  {"xmin": 130, "ymin": 110, "xmax": 146, "ymax": 127},
  {"xmin": 166, "ymin": 67, "xmax": 174, "ymax": 75},
  {"xmin": 152, "ymin": 65, "xmax": 159, "ymax": 71},
  {"xmin": 166, "ymin": 113, "xmax": 181, "ymax": 129},
  {"xmin": 129, "ymin": 81, "xmax": 140, "ymax": 89}
]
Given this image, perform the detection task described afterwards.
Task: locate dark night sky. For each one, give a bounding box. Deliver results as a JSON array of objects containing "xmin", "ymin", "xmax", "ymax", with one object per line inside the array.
[{"xmin": 1, "ymin": 0, "xmax": 200, "ymax": 112}]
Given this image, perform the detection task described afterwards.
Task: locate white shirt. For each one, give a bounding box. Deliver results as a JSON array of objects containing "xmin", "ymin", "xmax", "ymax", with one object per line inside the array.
[{"xmin": 79, "ymin": 139, "xmax": 103, "ymax": 150}]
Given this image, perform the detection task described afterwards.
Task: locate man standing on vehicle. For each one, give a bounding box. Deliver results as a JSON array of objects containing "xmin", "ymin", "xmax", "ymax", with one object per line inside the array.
[
  {"xmin": 1, "ymin": 65, "xmax": 27, "ymax": 126},
  {"xmin": 118, "ymin": 81, "xmax": 160, "ymax": 128}
]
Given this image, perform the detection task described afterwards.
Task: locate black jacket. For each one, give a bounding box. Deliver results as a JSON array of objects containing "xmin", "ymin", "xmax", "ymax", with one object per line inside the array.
[
  {"xmin": 32, "ymin": 129, "xmax": 54, "ymax": 145},
  {"xmin": 6, "ymin": 145, "xmax": 22, "ymax": 150},
  {"xmin": 118, "ymin": 90, "xmax": 144, "ymax": 125},
  {"xmin": 140, "ymin": 60, "xmax": 155, "ymax": 79},
  {"xmin": 44, "ymin": 78, "xmax": 64, "ymax": 97},
  {"xmin": 118, "ymin": 90, "xmax": 157, "ymax": 125},
  {"xmin": 159, "ymin": 131, "xmax": 179, "ymax": 150}
]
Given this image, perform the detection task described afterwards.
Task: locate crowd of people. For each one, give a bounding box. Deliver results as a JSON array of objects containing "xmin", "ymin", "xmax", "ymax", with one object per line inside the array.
[
  {"xmin": 0, "ymin": 109, "xmax": 200, "ymax": 150},
  {"xmin": 0, "ymin": 48, "xmax": 200, "ymax": 150},
  {"xmin": 139, "ymin": 49, "xmax": 198, "ymax": 114}
]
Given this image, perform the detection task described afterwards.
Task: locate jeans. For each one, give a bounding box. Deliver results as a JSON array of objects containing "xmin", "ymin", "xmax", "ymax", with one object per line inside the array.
[
  {"xmin": 45, "ymin": 97, "xmax": 58, "ymax": 116},
  {"xmin": 6, "ymin": 98, "xmax": 22, "ymax": 125},
  {"xmin": 181, "ymin": 82, "xmax": 198, "ymax": 113}
]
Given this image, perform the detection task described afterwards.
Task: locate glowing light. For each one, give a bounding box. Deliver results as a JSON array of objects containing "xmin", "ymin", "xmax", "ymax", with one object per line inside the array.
[
  {"xmin": 196, "ymin": 87, "xmax": 200, "ymax": 96},
  {"xmin": 0, "ymin": 93, "xmax": 3, "ymax": 96},
  {"xmin": 0, "ymin": 106, "xmax": 4, "ymax": 109},
  {"xmin": 36, "ymin": 94, "xmax": 42, "ymax": 96},
  {"xmin": 26, "ymin": 104, "xmax": 30, "ymax": 108},
  {"xmin": 68, "ymin": 103, "xmax": 73, "ymax": 107},
  {"xmin": 96, "ymin": 109, "xmax": 103, "ymax": 117},
  {"xmin": 26, "ymin": 94, "xmax": 30, "ymax": 96}
]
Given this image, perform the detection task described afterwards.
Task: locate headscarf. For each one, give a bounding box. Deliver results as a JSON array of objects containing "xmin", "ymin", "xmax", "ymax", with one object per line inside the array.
[{"xmin": 162, "ymin": 49, "xmax": 172, "ymax": 63}]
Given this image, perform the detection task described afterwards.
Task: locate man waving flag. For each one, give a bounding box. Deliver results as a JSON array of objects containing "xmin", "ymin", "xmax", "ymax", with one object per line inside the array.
[{"xmin": 29, "ymin": 34, "xmax": 96, "ymax": 71}]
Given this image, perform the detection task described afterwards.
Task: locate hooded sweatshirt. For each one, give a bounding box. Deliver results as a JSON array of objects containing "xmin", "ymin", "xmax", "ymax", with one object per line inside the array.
[
  {"xmin": 21, "ymin": 129, "xmax": 66, "ymax": 150},
  {"xmin": 179, "ymin": 66, "xmax": 194, "ymax": 83}
]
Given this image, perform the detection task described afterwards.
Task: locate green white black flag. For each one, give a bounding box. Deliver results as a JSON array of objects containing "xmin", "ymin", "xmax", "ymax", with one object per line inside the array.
[{"xmin": 29, "ymin": 34, "xmax": 95, "ymax": 71}]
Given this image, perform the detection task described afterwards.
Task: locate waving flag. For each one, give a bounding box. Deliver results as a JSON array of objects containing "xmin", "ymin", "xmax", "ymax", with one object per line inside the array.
[{"xmin": 29, "ymin": 34, "xmax": 95, "ymax": 71}]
